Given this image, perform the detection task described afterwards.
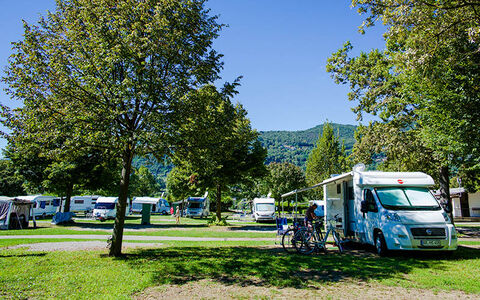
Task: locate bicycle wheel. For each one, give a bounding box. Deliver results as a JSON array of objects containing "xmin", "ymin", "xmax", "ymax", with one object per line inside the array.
[
  {"xmin": 333, "ymin": 231, "xmax": 344, "ymax": 254},
  {"xmin": 293, "ymin": 228, "xmax": 315, "ymax": 255},
  {"xmin": 281, "ymin": 228, "xmax": 296, "ymax": 253}
]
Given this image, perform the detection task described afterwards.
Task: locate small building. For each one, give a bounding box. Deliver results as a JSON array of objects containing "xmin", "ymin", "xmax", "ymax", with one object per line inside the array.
[{"xmin": 433, "ymin": 188, "xmax": 480, "ymax": 218}]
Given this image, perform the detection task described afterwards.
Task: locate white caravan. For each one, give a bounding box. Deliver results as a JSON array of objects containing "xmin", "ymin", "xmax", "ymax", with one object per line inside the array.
[
  {"xmin": 132, "ymin": 197, "xmax": 170, "ymax": 215},
  {"xmin": 92, "ymin": 197, "xmax": 130, "ymax": 220},
  {"xmin": 17, "ymin": 195, "xmax": 59, "ymax": 218},
  {"xmin": 252, "ymin": 197, "xmax": 276, "ymax": 222},
  {"xmin": 70, "ymin": 196, "xmax": 99, "ymax": 214},
  {"xmin": 184, "ymin": 193, "xmax": 210, "ymax": 218}
]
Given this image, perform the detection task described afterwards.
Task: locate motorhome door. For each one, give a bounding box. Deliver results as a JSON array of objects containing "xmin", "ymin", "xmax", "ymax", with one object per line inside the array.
[{"xmin": 362, "ymin": 188, "xmax": 379, "ymax": 244}]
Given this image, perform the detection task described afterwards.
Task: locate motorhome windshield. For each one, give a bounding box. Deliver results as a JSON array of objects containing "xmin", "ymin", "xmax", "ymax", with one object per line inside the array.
[
  {"xmin": 188, "ymin": 202, "xmax": 202, "ymax": 209},
  {"xmin": 94, "ymin": 203, "xmax": 115, "ymax": 210},
  {"xmin": 375, "ymin": 187, "xmax": 440, "ymax": 210},
  {"xmin": 256, "ymin": 203, "xmax": 274, "ymax": 211}
]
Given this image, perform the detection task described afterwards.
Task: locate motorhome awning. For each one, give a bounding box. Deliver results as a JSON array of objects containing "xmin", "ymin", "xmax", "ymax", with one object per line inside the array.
[
  {"xmin": 281, "ymin": 172, "xmax": 353, "ymax": 198},
  {"xmin": 133, "ymin": 197, "xmax": 161, "ymax": 205}
]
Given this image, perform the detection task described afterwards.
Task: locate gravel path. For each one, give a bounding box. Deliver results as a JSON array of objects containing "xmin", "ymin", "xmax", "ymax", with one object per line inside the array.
[
  {"xmin": 7, "ymin": 241, "xmax": 163, "ymax": 252},
  {"xmin": 0, "ymin": 235, "xmax": 275, "ymax": 241}
]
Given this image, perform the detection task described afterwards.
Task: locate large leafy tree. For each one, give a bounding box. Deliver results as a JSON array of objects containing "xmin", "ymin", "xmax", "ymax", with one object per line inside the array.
[
  {"xmin": 129, "ymin": 165, "xmax": 161, "ymax": 198},
  {"xmin": 327, "ymin": 1, "xmax": 480, "ymax": 218},
  {"xmin": 0, "ymin": 159, "xmax": 25, "ymax": 197},
  {"xmin": 1, "ymin": 0, "xmax": 223, "ymax": 256},
  {"xmin": 305, "ymin": 123, "xmax": 350, "ymax": 198},
  {"xmin": 263, "ymin": 162, "xmax": 306, "ymax": 210},
  {"xmin": 171, "ymin": 84, "xmax": 267, "ymax": 222}
]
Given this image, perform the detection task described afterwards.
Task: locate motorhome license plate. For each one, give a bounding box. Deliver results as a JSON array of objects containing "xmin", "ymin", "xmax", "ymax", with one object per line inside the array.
[{"xmin": 420, "ymin": 240, "xmax": 441, "ymax": 247}]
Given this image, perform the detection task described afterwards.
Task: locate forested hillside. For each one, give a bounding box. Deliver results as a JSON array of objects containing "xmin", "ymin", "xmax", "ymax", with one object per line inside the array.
[
  {"xmin": 259, "ymin": 123, "xmax": 356, "ymax": 169},
  {"xmin": 136, "ymin": 123, "xmax": 357, "ymax": 179}
]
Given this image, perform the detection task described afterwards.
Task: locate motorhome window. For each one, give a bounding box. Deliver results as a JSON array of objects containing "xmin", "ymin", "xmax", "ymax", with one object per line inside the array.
[
  {"xmin": 256, "ymin": 203, "xmax": 274, "ymax": 211},
  {"xmin": 188, "ymin": 202, "xmax": 201, "ymax": 209},
  {"xmin": 375, "ymin": 187, "xmax": 440, "ymax": 210},
  {"xmin": 74, "ymin": 200, "xmax": 84, "ymax": 204},
  {"xmin": 364, "ymin": 189, "xmax": 377, "ymax": 211},
  {"xmin": 337, "ymin": 184, "xmax": 341, "ymax": 194},
  {"xmin": 94, "ymin": 203, "xmax": 115, "ymax": 210}
]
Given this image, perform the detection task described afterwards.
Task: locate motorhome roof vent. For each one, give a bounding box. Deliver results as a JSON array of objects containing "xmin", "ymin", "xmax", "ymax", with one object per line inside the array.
[{"xmin": 353, "ymin": 163, "xmax": 366, "ymax": 172}]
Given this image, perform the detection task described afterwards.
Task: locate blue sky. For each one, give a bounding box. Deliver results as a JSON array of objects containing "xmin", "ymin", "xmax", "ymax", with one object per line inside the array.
[{"xmin": 0, "ymin": 0, "xmax": 386, "ymax": 150}]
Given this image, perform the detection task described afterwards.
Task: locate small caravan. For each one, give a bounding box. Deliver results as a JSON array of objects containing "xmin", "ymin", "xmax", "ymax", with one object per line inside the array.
[
  {"xmin": 132, "ymin": 197, "xmax": 170, "ymax": 215},
  {"xmin": 252, "ymin": 197, "xmax": 276, "ymax": 222},
  {"xmin": 0, "ymin": 197, "xmax": 36, "ymax": 230},
  {"xmin": 92, "ymin": 197, "xmax": 130, "ymax": 220},
  {"xmin": 184, "ymin": 193, "xmax": 209, "ymax": 218},
  {"xmin": 282, "ymin": 164, "xmax": 457, "ymax": 254},
  {"xmin": 17, "ymin": 195, "xmax": 59, "ymax": 218},
  {"xmin": 69, "ymin": 196, "xmax": 99, "ymax": 214}
]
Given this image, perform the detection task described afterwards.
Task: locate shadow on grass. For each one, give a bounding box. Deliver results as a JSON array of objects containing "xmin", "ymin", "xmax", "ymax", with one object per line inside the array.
[
  {"xmin": 228, "ymin": 225, "xmax": 276, "ymax": 232},
  {"xmin": 62, "ymin": 220, "xmax": 208, "ymax": 230},
  {"xmin": 116, "ymin": 245, "xmax": 480, "ymax": 289},
  {"xmin": 0, "ymin": 253, "xmax": 47, "ymax": 258}
]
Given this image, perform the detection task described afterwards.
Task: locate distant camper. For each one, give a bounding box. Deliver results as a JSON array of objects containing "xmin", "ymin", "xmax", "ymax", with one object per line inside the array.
[
  {"xmin": 252, "ymin": 197, "xmax": 276, "ymax": 222},
  {"xmin": 17, "ymin": 195, "xmax": 59, "ymax": 218},
  {"xmin": 184, "ymin": 195, "xmax": 210, "ymax": 218},
  {"xmin": 69, "ymin": 196, "xmax": 99, "ymax": 214},
  {"xmin": 92, "ymin": 197, "xmax": 130, "ymax": 220},
  {"xmin": 132, "ymin": 197, "xmax": 170, "ymax": 215}
]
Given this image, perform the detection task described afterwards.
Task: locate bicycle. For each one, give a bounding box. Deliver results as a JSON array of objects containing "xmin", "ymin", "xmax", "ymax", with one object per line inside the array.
[{"xmin": 293, "ymin": 215, "xmax": 344, "ymax": 254}]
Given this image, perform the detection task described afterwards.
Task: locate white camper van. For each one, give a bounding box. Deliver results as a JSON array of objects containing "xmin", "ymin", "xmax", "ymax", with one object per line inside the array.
[
  {"xmin": 184, "ymin": 195, "xmax": 210, "ymax": 218},
  {"xmin": 92, "ymin": 197, "xmax": 130, "ymax": 220},
  {"xmin": 252, "ymin": 197, "xmax": 276, "ymax": 222},
  {"xmin": 70, "ymin": 196, "xmax": 99, "ymax": 214},
  {"xmin": 321, "ymin": 165, "xmax": 457, "ymax": 254},
  {"xmin": 132, "ymin": 197, "xmax": 170, "ymax": 215},
  {"xmin": 17, "ymin": 195, "xmax": 59, "ymax": 218}
]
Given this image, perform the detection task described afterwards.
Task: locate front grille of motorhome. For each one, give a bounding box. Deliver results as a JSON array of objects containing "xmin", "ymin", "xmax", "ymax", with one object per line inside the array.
[{"xmin": 410, "ymin": 228, "xmax": 446, "ymax": 238}]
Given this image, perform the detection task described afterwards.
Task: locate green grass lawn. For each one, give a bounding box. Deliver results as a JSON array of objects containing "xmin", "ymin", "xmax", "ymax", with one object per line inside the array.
[
  {"xmin": 1, "ymin": 245, "xmax": 480, "ymax": 299},
  {"xmin": 0, "ymin": 226, "xmax": 275, "ymax": 238}
]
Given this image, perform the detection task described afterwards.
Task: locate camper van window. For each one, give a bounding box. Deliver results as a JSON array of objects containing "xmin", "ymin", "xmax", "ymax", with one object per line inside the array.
[
  {"xmin": 188, "ymin": 202, "xmax": 201, "ymax": 209},
  {"xmin": 364, "ymin": 189, "xmax": 377, "ymax": 212},
  {"xmin": 256, "ymin": 203, "xmax": 274, "ymax": 211},
  {"xmin": 375, "ymin": 187, "xmax": 440, "ymax": 210},
  {"xmin": 94, "ymin": 202, "xmax": 115, "ymax": 210},
  {"xmin": 74, "ymin": 200, "xmax": 84, "ymax": 204}
]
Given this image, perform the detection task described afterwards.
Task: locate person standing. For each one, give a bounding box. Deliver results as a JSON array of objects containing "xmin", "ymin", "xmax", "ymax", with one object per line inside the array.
[
  {"xmin": 170, "ymin": 206, "xmax": 174, "ymax": 216},
  {"xmin": 175, "ymin": 206, "xmax": 180, "ymax": 224}
]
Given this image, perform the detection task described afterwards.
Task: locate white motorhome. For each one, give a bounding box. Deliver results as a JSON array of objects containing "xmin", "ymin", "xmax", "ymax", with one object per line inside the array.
[
  {"xmin": 69, "ymin": 196, "xmax": 99, "ymax": 214},
  {"xmin": 252, "ymin": 197, "xmax": 276, "ymax": 222},
  {"xmin": 318, "ymin": 165, "xmax": 457, "ymax": 254},
  {"xmin": 17, "ymin": 195, "xmax": 59, "ymax": 218},
  {"xmin": 92, "ymin": 197, "xmax": 130, "ymax": 220},
  {"xmin": 132, "ymin": 197, "xmax": 170, "ymax": 215},
  {"xmin": 184, "ymin": 194, "xmax": 209, "ymax": 218}
]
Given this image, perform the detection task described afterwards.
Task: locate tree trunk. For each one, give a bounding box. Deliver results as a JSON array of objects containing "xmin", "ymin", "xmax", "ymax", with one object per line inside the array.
[
  {"xmin": 63, "ymin": 183, "xmax": 73, "ymax": 213},
  {"xmin": 109, "ymin": 146, "xmax": 134, "ymax": 257},
  {"xmin": 438, "ymin": 165, "xmax": 454, "ymax": 224},
  {"xmin": 216, "ymin": 184, "xmax": 222, "ymax": 221}
]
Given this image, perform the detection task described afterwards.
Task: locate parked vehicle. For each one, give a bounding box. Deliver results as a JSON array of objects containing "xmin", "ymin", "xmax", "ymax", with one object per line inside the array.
[
  {"xmin": 70, "ymin": 196, "xmax": 99, "ymax": 214},
  {"xmin": 132, "ymin": 197, "xmax": 170, "ymax": 215},
  {"xmin": 0, "ymin": 197, "xmax": 36, "ymax": 230},
  {"xmin": 184, "ymin": 194, "xmax": 209, "ymax": 218},
  {"xmin": 283, "ymin": 164, "xmax": 457, "ymax": 254},
  {"xmin": 17, "ymin": 195, "xmax": 59, "ymax": 218},
  {"xmin": 92, "ymin": 197, "xmax": 129, "ymax": 220},
  {"xmin": 252, "ymin": 197, "xmax": 276, "ymax": 222}
]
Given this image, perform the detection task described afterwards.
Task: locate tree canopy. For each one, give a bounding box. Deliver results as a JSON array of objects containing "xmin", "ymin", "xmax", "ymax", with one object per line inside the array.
[{"xmin": 1, "ymin": 0, "xmax": 224, "ymax": 256}]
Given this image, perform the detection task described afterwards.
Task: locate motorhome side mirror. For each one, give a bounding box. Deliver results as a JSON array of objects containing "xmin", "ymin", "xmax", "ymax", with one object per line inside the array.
[{"xmin": 360, "ymin": 200, "xmax": 368, "ymax": 213}]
